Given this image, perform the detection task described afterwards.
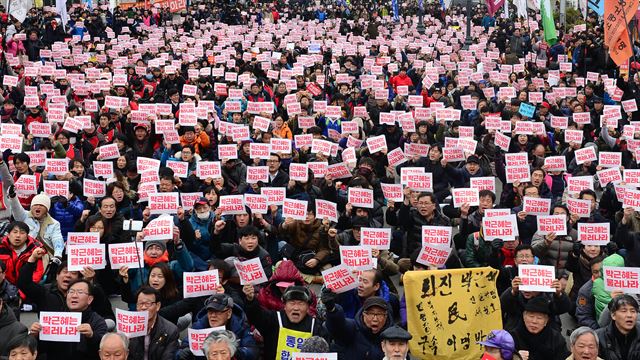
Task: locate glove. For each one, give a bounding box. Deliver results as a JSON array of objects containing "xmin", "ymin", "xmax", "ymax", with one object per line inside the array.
[
  {"xmin": 321, "ymin": 287, "xmax": 337, "ymax": 312},
  {"xmin": 572, "ymin": 242, "xmax": 583, "ymax": 256},
  {"xmin": 7, "ymin": 185, "xmax": 16, "ymax": 199},
  {"xmin": 491, "ymin": 238, "xmax": 503, "ymax": 251},
  {"xmin": 606, "ymin": 242, "xmax": 619, "ymax": 256}
]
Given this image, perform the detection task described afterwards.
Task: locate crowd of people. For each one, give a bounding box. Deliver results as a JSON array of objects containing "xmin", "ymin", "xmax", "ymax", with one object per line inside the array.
[{"xmin": 0, "ymin": 0, "xmax": 638, "ymax": 359}]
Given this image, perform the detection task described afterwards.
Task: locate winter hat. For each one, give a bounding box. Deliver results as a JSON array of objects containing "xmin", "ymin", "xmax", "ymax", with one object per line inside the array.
[
  {"xmin": 31, "ymin": 193, "xmax": 51, "ymax": 211},
  {"xmin": 144, "ymin": 240, "xmax": 167, "ymax": 253}
]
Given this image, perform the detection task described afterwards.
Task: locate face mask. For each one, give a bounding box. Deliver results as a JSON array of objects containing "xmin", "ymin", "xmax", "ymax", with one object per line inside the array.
[
  {"xmin": 145, "ymin": 74, "xmax": 153, "ymax": 81},
  {"xmin": 197, "ymin": 211, "xmax": 210, "ymax": 220}
]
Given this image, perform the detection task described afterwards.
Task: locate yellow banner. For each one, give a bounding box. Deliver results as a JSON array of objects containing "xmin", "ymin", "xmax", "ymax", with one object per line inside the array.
[{"xmin": 405, "ymin": 267, "xmax": 503, "ymax": 360}]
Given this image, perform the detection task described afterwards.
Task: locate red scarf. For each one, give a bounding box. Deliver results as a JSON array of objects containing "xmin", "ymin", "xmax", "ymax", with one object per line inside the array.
[{"xmin": 144, "ymin": 251, "xmax": 169, "ymax": 267}]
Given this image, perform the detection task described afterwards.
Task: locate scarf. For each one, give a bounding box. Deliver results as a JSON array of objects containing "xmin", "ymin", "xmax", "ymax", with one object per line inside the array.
[{"xmin": 144, "ymin": 251, "xmax": 169, "ymax": 267}]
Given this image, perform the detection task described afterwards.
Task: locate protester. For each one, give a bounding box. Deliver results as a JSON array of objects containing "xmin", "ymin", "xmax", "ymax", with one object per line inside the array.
[
  {"xmin": 202, "ymin": 330, "xmax": 238, "ymax": 360},
  {"xmin": 99, "ymin": 333, "xmax": 129, "ymax": 360},
  {"xmin": 0, "ymin": 297, "xmax": 27, "ymax": 357},
  {"xmin": 596, "ymin": 295, "xmax": 640, "ymax": 360},
  {"xmin": 128, "ymin": 286, "xmax": 179, "ymax": 360},
  {"xmin": 379, "ymin": 325, "xmax": 412, "ymax": 360},
  {"xmin": 567, "ymin": 327, "xmax": 601, "ymax": 360}
]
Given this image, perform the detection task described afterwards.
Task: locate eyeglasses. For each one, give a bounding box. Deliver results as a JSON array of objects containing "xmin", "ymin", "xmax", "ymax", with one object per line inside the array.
[
  {"xmin": 516, "ymin": 254, "xmax": 534, "ymax": 260},
  {"xmin": 67, "ymin": 289, "xmax": 89, "ymax": 296},
  {"xmin": 363, "ymin": 311, "xmax": 387, "ymax": 319},
  {"xmin": 417, "ymin": 202, "xmax": 434, "ymax": 206},
  {"xmin": 136, "ymin": 301, "xmax": 158, "ymax": 309}
]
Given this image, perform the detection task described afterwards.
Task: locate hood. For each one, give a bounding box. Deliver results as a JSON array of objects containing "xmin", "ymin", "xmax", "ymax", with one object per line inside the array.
[
  {"xmin": 267, "ymin": 259, "xmax": 305, "ymax": 284},
  {"xmin": 600, "ymin": 254, "xmax": 625, "ymax": 278}
]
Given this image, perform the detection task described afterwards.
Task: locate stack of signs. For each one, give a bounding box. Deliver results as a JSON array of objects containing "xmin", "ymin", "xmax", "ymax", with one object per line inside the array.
[{"xmin": 417, "ymin": 226, "xmax": 453, "ymax": 267}]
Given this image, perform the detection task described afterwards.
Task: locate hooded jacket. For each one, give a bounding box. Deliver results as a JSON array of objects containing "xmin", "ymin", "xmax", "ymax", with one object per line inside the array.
[
  {"xmin": 188, "ymin": 211, "xmax": 214, "ymax": 268},
  {"xmin": 325, "ymin": 303, "xmax": 392, "ymax": 360},
  {"xmin": 50, "ymin": 196, "xmax": 85, "ymax": 240},
  {"xmin": 0, "ymin": 235, "xmax": 44, "ymax": 286},
  {"xmin": 593, "ymin": 254, "xmax": 626, "ymax": 319},
  {"xmin": 256, "ymin": 260, "xmax": 318, "ymax": 316}
]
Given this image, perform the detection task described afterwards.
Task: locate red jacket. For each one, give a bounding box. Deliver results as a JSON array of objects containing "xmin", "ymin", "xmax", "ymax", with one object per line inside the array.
[
  {"xmin": 0, "ymin": 235, "xmax": 45, "ymax": 288},
  {"xmin": 389, "ymin": 74, "xmax": 414, "ymax": 93}
]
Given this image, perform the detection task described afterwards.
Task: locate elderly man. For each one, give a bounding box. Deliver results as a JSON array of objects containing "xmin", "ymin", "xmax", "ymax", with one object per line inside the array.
[
  {"xmin": 99, "ymin": 333, "xmax": 129, "ymax": 360},
  {"xmin": 380, "ymin": 326, "xmax": 412, "ymax": 360},
  {"xmin": 203, "ymin": 330, "xmax": 239, "ymax": 360},
  {"xmin": 567, "ymin": 327, "xmax": 601, "ymax": 360},
  {"xmin": 128, "ymin": 286, "xmax": 179, "ymax": 360}
]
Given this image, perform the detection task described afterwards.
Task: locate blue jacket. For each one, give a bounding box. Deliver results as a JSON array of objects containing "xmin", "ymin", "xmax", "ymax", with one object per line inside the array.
[
  {"xmin": 188, "ymin": 212, "xmax": 214, "ymax": 269},
  {"xmin": 336, "ymin": 281, "xmax": 399, "ymax": 320},
  {"xmin": 326, "ymin": 303, "xmax": 392, "ymax": 360},
  {"xmin": 50, "ymin": 197, "xmax": 85, "ymax": 240},
  {"xmin": 178, "ymin": 304, "xmax": 259, "ymax": 360}
]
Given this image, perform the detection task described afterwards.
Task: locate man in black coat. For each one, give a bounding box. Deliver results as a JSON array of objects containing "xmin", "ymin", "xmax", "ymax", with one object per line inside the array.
[
  {"xmin": 30, "ymin": 279, "xmax": 107, "ymax": 360},
  {"xmin": 128, "ymin": 286, "xmax": 179, "ymax": 360},
  {"xmin": 596, "ymin": 295, "xmax": 640, "ymax": 360}
]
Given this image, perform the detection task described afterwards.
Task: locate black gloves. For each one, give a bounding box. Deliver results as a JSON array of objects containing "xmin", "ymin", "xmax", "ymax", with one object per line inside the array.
[
  {"xmin": 606, "ymin": 242, "xmax": 619, "ymax": 256},
  {"xmin": 572, "ymin": 242, "xmax": 583, "ymax": 256},
  {"xmin": 321, "ymin": 287, "xmax": 337, "ymax": 313},
  {"xmin": 7, "ymin": 185, "xmax": 16, "ymax": 199},
  {"xmin": 491, "ymin": 238, "xmax": 504, "ymax": 251}
]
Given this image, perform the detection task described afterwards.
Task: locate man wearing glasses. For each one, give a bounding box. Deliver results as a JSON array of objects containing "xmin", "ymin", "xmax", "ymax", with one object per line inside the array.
[
  {"xmin": 322, "ymin": 292, "xmax": 392, "ymax": 359},
  {"xmin": 128, "ymin": 286, "xmax": 179, "ymax": 360},
  {"xmin": 29, "ymin": 279, "xmax": 108, "ymax": 359}
]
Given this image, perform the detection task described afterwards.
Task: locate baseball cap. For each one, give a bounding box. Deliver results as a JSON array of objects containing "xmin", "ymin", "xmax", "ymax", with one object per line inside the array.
[
  {"xmin": 362, "ymin": 296, "xmax": 388, "ymax": 311},
  {"xmin": 134, "ymin": 123, "xmax": 150, "ymax": 131},
  {"xmin": 466, "ymin": 155, "xmax": 480, "ymax": 164},
  {"xmin": 194, "ymin": 197, "xmax": 208, "ymax": 207},
  {"xmin": 204, "ymin": 293, "xmax": 233, "ymax": 312}
]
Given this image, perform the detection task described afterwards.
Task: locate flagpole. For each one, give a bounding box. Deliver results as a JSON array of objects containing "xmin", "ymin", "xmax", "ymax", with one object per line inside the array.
[{"xmin": 618, "ymin": 0, "xmax": 637, "ymax": 75}]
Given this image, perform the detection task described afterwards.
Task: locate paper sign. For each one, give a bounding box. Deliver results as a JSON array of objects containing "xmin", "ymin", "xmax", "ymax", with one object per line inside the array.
[
  {"xmin": 348, "ymin": 188, "xmax": 374, "ymax": 209},
  {"xmin": 366, "ymin": 135, "xmax": 387, "ymax": 154},
  {"xmin": 67, "ymin": 232, "xmax": 100, "ymax": 246},
  {"xmin": 46, "ymin": 158, "xmax": 69, "ymax": 176},
  {"xmin": 604, "ymin": 266, "xmax": 640, "ymax": 293},
  {"xmin": 149, "ymin": 192, "xmax": 179, "ymax": 215},
  {"xmin": 523, "ymin": 197, "xmax": 551, "ymax": 216},
  {"xmin": 451, "ymin": 188, "xmax": 479, "ymax": 207},
  {"xmin": 83, "ymin": 178, "xmax": 106, "ymax": 198},
  {"xmin": 234, "ymin": 257, "xmax": 268, "ymax": 285},
  {"xmin": 108, "ymin": 242, "xmax": 144, "ymax": 269},
  {"xmin": 283, "ymin": 198, "xmax": 308, "ymax": 220},
  {"xmin": 416, "ymin": 244, "xmax": 452, "ymax": 268},
  {"xmin": 505, "ymin": 165, "xmax": 530, "ymax": 183},
  {"xmin": 518, "ymin": 265, "xmax": 556, "ymax": 292},
  {"xmin": 93, "ymin": 161, "xmax": 114, "ymax": 179},
  {"xmin": 537, "ymin": 215, "xmax": 568, "ymax": 235},
  {"xmin": 262, "ymin": 187, "xmax": 286, "ymax": 206},
  {"xmin": 39, "ymin": 312, "xmax": 82, "ymax": 342},
  {"xmin": 188, "ymin": 327, "xmax": 226, "ymax": 356},
  {"xmin": 470, "ymin": 177, "xmax": 496, "ymax": 193},
  {"xmin": 361, "ymin": 228, "xmax": 391, "ymax": 250},
  {"xmin": 183, "ymin": 270, "xmax": 220, "ymax": 298},
  {"xmin": 575, "ymin": 147, "xmax": 597, "ymax": 165},
  {"xmin": 219, "ymin": 195, "xmax": 246, "ymax": 215},
  {"xmin": 116, "ymin": 309, "xmax": 148, "ymax": 338},
  {"xmin": 244, "ymin": 194, "xmax": 268, "ymax": 215},
  {"xmin": 289, "ymin": 163, "xmax": 309, "ymax": 182},
  {"xmin": 567, "ymin": 197, "xmax": 592, "ymax": 218},
  {"xmin": 321, "ymin": 264, "xmax": 357, "ymax": 294},
  {"xmin": 599, "ymin": 152, "xmax": 622, "ymax": 168},
  {"xmin": 340, "ymin": 245, "xmax": 373, "ymax": 270},
  {"xmin": 246, "ymin": 166, "xmax": 268, "ymax": 184},
  {"xmin": 578, "ymin": 223, "xmax": 610, "ymax": 245},
  {"xmin": 44, "ymin": 180, "xmax": 69, "ymax": 198},
  {"xmin": 482, "ymin": 215, "xmax": 518, "ymax": 241},
  {"xmin": 197, "ymin": 162, "xmax": 222, "ymax": 179},
  {"xmin": 99, "ymin": 143, "xmax": 120, "ymax": 160},
  {"xmin": 567, "ymin": 176, "xmax": 594, "ymax": 195},
  {"xmin": 68, "ymin": 244, "xmax": 106, "ymax": 271},
  {"xmin": 14, "ymin": 175, "xmax": 37, "ymax": 195},
  {"xmin": 421, "ymin": 226, "xmax": 453, "ymax": 248},
  {"xmin": 143, "ymin": 215, "xmax": 174, "ymax": 241},
  {"xmin": 544, "ymin": 156, "xmax": 567, "ymax": 172},
  {"xmin": 316, "ymin": 199, "xmax": 338, "ymax": 223},
  {"xmin": 380, "ymin": 183, "xmax": 403, "ymax": 202}
]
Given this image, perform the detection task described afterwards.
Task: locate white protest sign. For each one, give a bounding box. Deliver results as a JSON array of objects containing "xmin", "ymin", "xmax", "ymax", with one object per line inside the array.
[
  {"xmin": 143, "ymin": 215, "xmax": 174, "ymax": 241},
  {"xmin": 421, "ymin": 226, "xmax": 453, "ymax": 248},
  {"xmin": 536, "ymin": 215, "xmax": 568, "ymax": 235},
  {"xmin": 518, "ymin": 265, "xmax": 556, "ymax": 292},
  {"xmin": 604, "ymin": 266, "xmax": 640, "ymax": 293},
  {"xmin": 67, "ymin": 244, "xmax": 106, "ymax": 271},
  {"xmin": 39, "ymin": 312, "xmax": 82, "ymax": 342},
  {"xmin": 108, "ymin": 242, "xmax": 144, "ymax": 269},
  {"xmin": 321, "ymin": 264, "xmax": 358, "ymax": 294},
  {"xmin": 234, "ymin": 257, "xmax": 268, "ymax": 285},
  {"xmin": 183, "ymin": 270, "xmax": 220, "ymax": 298},
  {"xmin": 361, "ymin": 228, "xmax": 391, "ymax": 250},
  {"xmin": 188, "ymin": 327, "xmax": 226, "ymax": 356},
  {"xmin": 578, "ymin": 223, "xmax": 610, "ymax": 246},
  {"xmin": 116, "ymin": 309, "xmax": 148, "ymax": 338},
  {"xmin": 339, "ymin": 245, "xmax": 373, "ymax": 270}
]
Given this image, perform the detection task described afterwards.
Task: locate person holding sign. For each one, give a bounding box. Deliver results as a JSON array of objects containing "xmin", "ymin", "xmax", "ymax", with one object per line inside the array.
[
  {"xmin": 399, "ymin": 191, "xmax": 451, "ymax": 255},
  {"xmin": 176, "ymin": 293, "xmax": 259, "ymax": 360},
  {"xmin": 335, "ymin": 269, "xmax": 400, "ymax": 321},
  {"xmin": 509, "ymin": 296, "xmax": 570, "ymax": 360},
  {"xmin": 532, "ymin": 205, "xmax": 578, "ymax": 274},
  {"xmin": 29, "ymin": 279, "xmax": 108, "ymax": 360},
  {"xmin": 128, "ymin": 286, "xmax": 180, "ymax": 360},
  {"xmin": 441, "ymin": 154, "xmax": 485, "ymax": 188},
  {"xmin": 210, "ymin": 225, "xmax": 273, "ymax": 280},
  {"xmin": 243, "ymin": 284, "xmax": 323, "ymax": 360}
]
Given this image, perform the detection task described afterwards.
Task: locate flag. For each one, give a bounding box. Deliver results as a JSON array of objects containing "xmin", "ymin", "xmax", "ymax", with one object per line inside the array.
[
  {"xmin": 588, "ymin": 0, "xmax": 604, "ymax": 16},
  {"xmin": 540, "ymin": 0, "xmax": 557, "ymax": 45},
  {"xmin": 439, "ymin": 0, "xmax": 447, "ymax": 11},
  {"xmin": 604, "ymin": 0, "xmax": 638, "ymax": 66},
  {"xmin": 392, "ymin": 0, "xmax": 399, "ymax": 21},
  {"xmin": 419, "ymin": 0, "xmax": 424, "ymax": 11},
  {"xmin": 487, "ymin": 0, "xmax": 506, "ymax": 16},
  {"xmin": 56, "ymin": 0, "xmax": 69, "ymax": 30},
  {"xmin": 516, "ymin": 0, "xmax": 528, "ymax": 18}
]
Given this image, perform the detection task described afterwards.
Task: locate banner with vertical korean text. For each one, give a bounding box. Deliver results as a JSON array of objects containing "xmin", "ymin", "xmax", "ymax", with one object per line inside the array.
[{"xmin": 404, "ymin": 267, "xmax": 502, "ymax": 360}]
